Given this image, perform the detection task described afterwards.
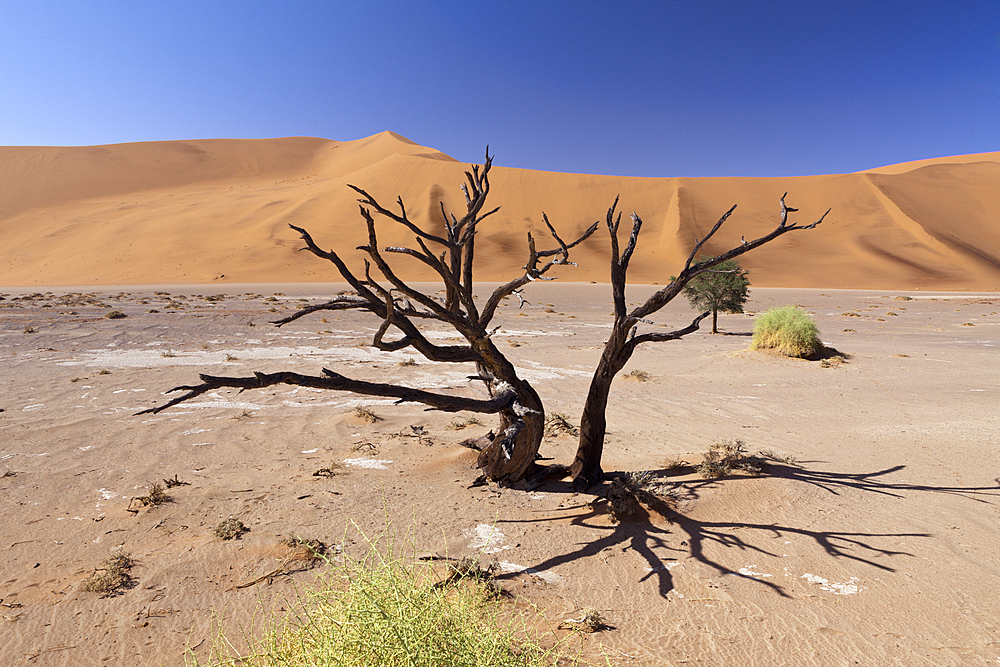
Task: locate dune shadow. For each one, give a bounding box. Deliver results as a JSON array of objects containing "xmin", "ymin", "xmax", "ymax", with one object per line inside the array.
[{"xmin": 501, "ymin": 461, "xmax": 998, "ymax": 599}]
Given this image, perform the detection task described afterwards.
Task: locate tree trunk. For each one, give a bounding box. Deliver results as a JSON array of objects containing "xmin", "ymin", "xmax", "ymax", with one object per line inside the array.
[
  {"xmin": 570, "ymin": 338, "xmax": 629, "ymax": 490},
  {"xmin": 476, "ymin": 379, "xmax": 544, "ymax": 484},
  {"xmin": 473, "ymin": 347, "xmax": 545, "ymax": 485},
  {"xmin": 712, "ymin": 308, "xmax": 719, "ymax": 334}
]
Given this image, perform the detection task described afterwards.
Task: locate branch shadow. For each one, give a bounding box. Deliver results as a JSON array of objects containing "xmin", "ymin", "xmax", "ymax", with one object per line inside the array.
[{"xmin": 500, "ymin": 461, "xmax": 998, "ymax": 599}]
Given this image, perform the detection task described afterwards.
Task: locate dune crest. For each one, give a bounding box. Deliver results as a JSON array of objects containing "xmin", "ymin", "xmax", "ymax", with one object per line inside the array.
[{"xmin": 1, "ymin": 133, "xmax": 998, "ymax": 289}]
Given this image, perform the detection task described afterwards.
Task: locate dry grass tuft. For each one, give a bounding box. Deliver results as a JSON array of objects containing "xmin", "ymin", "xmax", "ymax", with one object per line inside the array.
[
  {"xmin": 697, "ymin": 439, "xmax": 764, "ymax": 478},
  {"xmin": 560, "ymin": 607, "xmax": 607, "ymax": 633},
  {"xmin": 281, "ymin": 536, "xmax": 329, "ymax": 563},
  {"xmin": 162, "ymin": 474, "xmax": 190, "ymax": 489},
  {"xmin": 820, "ymin": 354, "xmax": 847, "ymax": 368},
  {"xmin": 352, "ymin": 406, "xmax": 381, "ymax": 423},
  {"xmin": 128, "ymin": 482, "xmax": 170, "ymax": 511},
  {"xmin": 606, "ymin": 470, "xmax": 676, "ymax": 523},
  {"xmin": 544, "ymin": 413, "xmax": 579, "ymax": 438},
  {"xmin": 622, "ymin": 369, "xmax": 651, "ymax": 382},
  {"xmin": 757, "ymin": 449, "xmax": 800, "ymax": 465},
  {"xmin": 214, "ymin": 516, "xmax": 249, "ymax": 540},
  {"xmin": 447, "ymin": 416, "xmax": 483, "ymax": 431},
  {"xmin": 82, "ymin": 552, "xmax": 134, "ymax": 596}
]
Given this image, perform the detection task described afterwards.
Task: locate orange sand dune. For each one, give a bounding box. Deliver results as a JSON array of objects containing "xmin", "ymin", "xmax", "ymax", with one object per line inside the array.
[{"xmin": 2, "ymin": 132, "xmax": 998, "ymax": 289}]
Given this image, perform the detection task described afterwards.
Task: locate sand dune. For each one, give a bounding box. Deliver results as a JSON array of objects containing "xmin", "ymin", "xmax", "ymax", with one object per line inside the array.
[{"xmin": 2, "ymin": 132, "xmax": 998, "ymax": 289}]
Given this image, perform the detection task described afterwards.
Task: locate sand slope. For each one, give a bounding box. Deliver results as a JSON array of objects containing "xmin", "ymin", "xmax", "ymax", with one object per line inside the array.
[{"xmin": 2, "ymin": 133, "xmax": 999, "ymax": 289}]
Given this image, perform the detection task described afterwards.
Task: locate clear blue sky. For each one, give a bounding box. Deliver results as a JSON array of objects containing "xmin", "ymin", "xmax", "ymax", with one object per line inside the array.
[{"xmin": 3, "ymin": 1, "xmax": 998, "ymax": 177}]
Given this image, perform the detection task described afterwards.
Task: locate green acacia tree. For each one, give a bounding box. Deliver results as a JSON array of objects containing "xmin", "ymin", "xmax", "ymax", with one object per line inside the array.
[{"xmin": 681, "ymin": 256, "xmax": 750, "ymax": 333}]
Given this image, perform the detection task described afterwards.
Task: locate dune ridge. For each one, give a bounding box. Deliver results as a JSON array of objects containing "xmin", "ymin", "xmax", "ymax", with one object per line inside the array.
[{"xmin": 1, "ymin": 131, "xmax": 998, "ymax": 289}]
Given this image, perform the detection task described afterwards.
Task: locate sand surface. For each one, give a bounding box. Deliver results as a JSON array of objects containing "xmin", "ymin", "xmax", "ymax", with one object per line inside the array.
[
  {"xmin": 3, "ymin": 132, "xmax": 1000, "ymax": 290},
  {"xmin": 1, "ymin": 283, "xmax": 998, "ymax": 666}
]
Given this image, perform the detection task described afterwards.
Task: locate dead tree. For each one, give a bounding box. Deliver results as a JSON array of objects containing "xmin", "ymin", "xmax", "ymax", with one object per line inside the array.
[
  {"xmin": 137, "ymin": 152, "xmax": 598, "ymax": 485},
  {"xmin": 570, "ymin": 195, "xmax": 830, "ymax": 490}
]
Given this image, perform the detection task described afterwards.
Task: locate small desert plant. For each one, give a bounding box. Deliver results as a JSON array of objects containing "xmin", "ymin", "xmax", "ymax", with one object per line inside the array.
[
  {"xmin": 757, "ymin": 449, "xmax": 800, "ymax": 465},
  {"xmin": 96, "ymin": 369, "xmax": 111, "ymax": 375},
  {"xmin": 128, "ymin": 482, "xmax": 170, "ymax": 511},
  {"xmin": 750, "ymin": 306, "xmax": 822, "ymax": 358},
  {"xmin": 162, "ymin": 474, "xmax": 190, "ymax": 489},
  {"xmin": 398, "ymin": 357, "xmax": 418, "ymax": 367},
  {"xmin": 82, "ymin": 552, "xmax": 134, "ymax": 596},
  {"xmin": 820, "ymin": 354, "xmax": 847, "ymax": 368},
  {"xmin": 214, "ymin": 516, "xmax": 249, "ymax": 540},
  {"xmin": 352, "ymin": 406, "xmax": 381, "ymax": 423},
  {"xmin": 187, "ymin": 527, "xmax": 560, "ymax": 667},
  {"xmin": 605, "ymin": 470, "xmax": 676, "ymax": 522},
  {"xmin": 141, "ymin": 482, "xmax": 170, "ymax": 505},
  {"xmin": 544, "ymin": 413, "xmax": 579, "ymax": 438},
  {"xmin": 104, "ymin": 310, "xmax": 127, "ymax": 319},
  {"xmin": 622, "ymin": 369, "xmax": 651, "ymax": 382},
  {"xmin": 560, "ymin": 607, "xmax": 607, "ymax": 634},
  {"xmin": 281, "ymin": 536, "xmax": 330, "ymax": 563},
  {"xmin": 697, "ymin": 439, "xmax": 763, "ymax": 478},
  {"xmin": 161, "ymin": 350, "xmax": 178, "ymax": 358},
  {"xmin": 224, "ymin": 354, "xmax": 238, "ymax": 361},
  {"xmin": 447, "ymin": 416, "xmax": 483, "ymax": 430}
]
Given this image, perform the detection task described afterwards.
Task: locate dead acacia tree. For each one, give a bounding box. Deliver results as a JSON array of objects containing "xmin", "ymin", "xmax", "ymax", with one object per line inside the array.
[
  {"xmin": 137, "ymin": 152, "xmax": 598, "ymax": 485},
  {"xmin": 570, "ymin": 195, "xmax": 830, "ymax": 490}
]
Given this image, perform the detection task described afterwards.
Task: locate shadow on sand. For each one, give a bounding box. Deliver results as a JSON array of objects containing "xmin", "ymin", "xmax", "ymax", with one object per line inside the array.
[{"xmin": 496, "ymin": 460, "xmax": 999, "ymax": 598}]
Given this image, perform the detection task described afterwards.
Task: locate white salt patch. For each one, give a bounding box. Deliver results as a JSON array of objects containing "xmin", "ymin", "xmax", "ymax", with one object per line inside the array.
[
  {"xmin": 465, "ymin": 524, "xmax": 512, "ymax": 554},
  {"xmin": 97, "ymin": 488, "xmax": 117, "ymax": 500},
  {"xmin": 190, "ymin": 442, "xmax": 214, "ymax": 447},
  {"xmin": 801, "ymin": 573, "xmax": 862, "ymax": 595},
  {"xmin": 498, "ymin": 561, "xmax": 562, "ymax": 584},
  {"xmin": 738, "ymin": 566, "xmax": 773, "ymax": 579},
  {"xmin": 182, "ymin": 428, "xmax": 211, "ymax": 435},
  {"xmin": 492, "ymin": 329, "xmax": 573, "ymax": 338},
  {"xmin": 301, "ymin": 448, "xmax": 319, "ymax": 454},
  {"xmin": 23, "ymin": 404, "xmax": 44, "ymax": 411},
  {"xmin": 78, "ymin": 446, "xmax": 93, "ymax": 451},
  {"xmin": 343, "ymin": 458, "xmax": 392, "ymax": 469}
]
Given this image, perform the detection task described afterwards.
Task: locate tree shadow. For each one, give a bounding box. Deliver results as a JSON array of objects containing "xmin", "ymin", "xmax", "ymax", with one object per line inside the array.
[{"xmin": 498, "ymin": 461, "xmax": 998, "ymax": 599}]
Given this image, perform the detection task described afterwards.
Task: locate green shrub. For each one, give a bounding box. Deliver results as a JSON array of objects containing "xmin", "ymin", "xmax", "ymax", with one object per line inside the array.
[
  {"xmin": 750, "ymin": 306, "xmax": 822, "ymax": 358},
  {"xmin": 188, "ymin": 527, "xmax": 565, "ymax": 667}
]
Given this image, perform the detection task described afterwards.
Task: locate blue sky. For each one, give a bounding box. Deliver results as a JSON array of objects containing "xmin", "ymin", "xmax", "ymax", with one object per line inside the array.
[{"xmin": 3, "ymin": 1, "xmax": 998, "ymax": 177}]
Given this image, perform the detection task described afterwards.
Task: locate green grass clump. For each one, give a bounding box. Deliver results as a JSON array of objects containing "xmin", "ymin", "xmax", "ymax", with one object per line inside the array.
[
  {"xmin": 189, "ymin": 527, "xmax": 564, "ymax": 667},
  {"xmin": 750, "ymin": 306, "xmax": 822, "ymax": 358}
]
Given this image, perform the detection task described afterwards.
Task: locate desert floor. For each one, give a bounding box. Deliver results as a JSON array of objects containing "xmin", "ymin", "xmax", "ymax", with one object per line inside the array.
[{"xmin": 0, "ymin": 283, "xmax": 997, "ymax": 666}]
